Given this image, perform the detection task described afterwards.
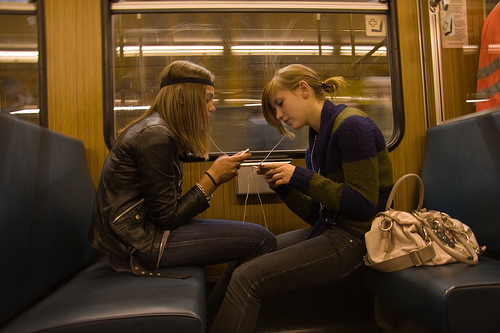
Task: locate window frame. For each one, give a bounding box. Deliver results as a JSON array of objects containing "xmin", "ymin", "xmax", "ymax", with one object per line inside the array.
[
  {"xmin": 0, "ymin": 0, "xmax": 47, "ymax": 127},
  {"xmin": 102, "ymin": 0, "xmax": 404, "ymax": 154}
]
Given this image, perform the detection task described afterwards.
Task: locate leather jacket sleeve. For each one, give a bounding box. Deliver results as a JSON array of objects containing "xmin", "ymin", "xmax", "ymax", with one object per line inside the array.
[{"xmin": 133, "ymin": 124, "xmax": 209, "ymax": 230}]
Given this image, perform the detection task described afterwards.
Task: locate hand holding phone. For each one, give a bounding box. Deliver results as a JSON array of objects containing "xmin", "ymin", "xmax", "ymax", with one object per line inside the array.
[{"xmin": 258, "ymin": 161, "xmax": 294, "ymax": 187}]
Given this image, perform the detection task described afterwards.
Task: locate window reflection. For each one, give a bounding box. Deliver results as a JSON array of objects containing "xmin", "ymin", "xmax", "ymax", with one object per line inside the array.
[
  {"xmin": 0, "ymin": 10, "xmax": 39, "ymax": 125},
  {"xmin": 112, "ymin": 11, "xmax": 394, "ymax": 156}
]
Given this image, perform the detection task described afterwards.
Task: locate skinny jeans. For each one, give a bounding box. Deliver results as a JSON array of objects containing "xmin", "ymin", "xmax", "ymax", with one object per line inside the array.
[
  {"xmin": 159, "ymin": 218, "xmax": 276, "ymax": 320},
  {"xmin": 208, "ymin": 225, "xmax": 366, "ymax": 333},
  {"xmin": 159, "ymin": 219, "xmax": 276, "ymax": 268}
]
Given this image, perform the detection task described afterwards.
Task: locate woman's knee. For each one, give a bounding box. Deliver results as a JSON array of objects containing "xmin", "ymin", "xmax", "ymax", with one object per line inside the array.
[
  {"xmin": 229, "ymin": 261, "xmax": 264, "ymax": 299},
  {"xmin": 262, "ymin": 230, "xmax": 277, "ymax": 253},
  {"xmin": 248, "ymin": 225, "xmax": 277, "ymax": 256}
]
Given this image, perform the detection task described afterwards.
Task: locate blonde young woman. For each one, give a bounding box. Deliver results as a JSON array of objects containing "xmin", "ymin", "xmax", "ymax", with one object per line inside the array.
[
  {"xmin": 209, "ymin": 64, "xmax": 393, "ymax": 332},
  {"xmin": 88, "ymin": 61, "xmax": 276, "ymax": 281}
]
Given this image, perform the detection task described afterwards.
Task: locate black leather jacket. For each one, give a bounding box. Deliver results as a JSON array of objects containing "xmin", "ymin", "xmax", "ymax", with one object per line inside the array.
[{"xmin": 88, "ymin": 113, "xmax": 210, "ymax": 270}]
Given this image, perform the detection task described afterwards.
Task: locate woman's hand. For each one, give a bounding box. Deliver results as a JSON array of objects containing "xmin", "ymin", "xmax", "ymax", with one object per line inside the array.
[
  {"xmin": 257, "ymin": 162, "xmax": 296, "ymax": 188},
  {"xmin": 207, "ymin": 150, "xmax": 251, "ymax": 186}
]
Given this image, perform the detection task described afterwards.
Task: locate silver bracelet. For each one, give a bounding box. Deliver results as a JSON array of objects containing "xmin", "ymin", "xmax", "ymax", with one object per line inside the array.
[{"xmin": 195, "ymin": 182, "xmax": 213, "ymax": 202}]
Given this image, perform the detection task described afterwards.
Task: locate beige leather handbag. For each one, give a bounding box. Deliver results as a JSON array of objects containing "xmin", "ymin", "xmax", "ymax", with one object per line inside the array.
[{"xmin": 364, "ymin": 173, "xmax": 485, "ymax": 272}]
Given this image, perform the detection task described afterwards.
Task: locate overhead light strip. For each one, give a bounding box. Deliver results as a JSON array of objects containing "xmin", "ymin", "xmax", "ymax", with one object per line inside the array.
[
  {"xmin": 118, "ymin": 45, "xmax": 224, "ymax": 56},
  {"xmin": 1, "ymin": 45, "xmax": 386, "ymax": 62},
  {"xmin": 231, "ymin": 45, "xmax": 333, "ymax": 55},
  {"xmin": 0, "ymin": 51, "xmax": 39, "ymax": 63},
  {"xmin": 114, "ymin": 45, "xmax": 386, "ymax": 57},
  {"xmin": 10, "ymin": 109, "xmax": 40, "ymax": 115},
  {"xmin": 340, "ymin": 46, "xmax": 387, "ymax": 56},
  {"xmin": 0, "ymin": 2, "xmax": 36, "ymax": 12}
]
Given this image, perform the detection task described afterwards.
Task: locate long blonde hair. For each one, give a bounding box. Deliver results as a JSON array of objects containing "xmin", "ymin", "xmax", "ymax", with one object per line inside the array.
[
  {"xmin": 123, "ymin": 60, "xmax": 215, "ymax": 159},
  {"xmin": 261, "ymin": 64, "xmax": 345, "ymax": 138}
]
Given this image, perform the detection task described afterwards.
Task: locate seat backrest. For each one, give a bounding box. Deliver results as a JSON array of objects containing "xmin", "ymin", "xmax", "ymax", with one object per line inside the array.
[
  {"xmin": 420, "ymin": 110, "xmax": 500, "ymax": 256},
  {"xmin": 0, "ymin": 115, "xmax": 96, "ymax": 322}
]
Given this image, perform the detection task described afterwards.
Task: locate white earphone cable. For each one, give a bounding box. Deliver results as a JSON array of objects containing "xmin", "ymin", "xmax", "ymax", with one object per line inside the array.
[{"xmin": 210, "ymin": 136, "xmax": 286, "ymax": 228}]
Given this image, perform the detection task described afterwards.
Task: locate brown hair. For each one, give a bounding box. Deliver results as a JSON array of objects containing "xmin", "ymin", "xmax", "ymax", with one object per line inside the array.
[
  {"xmin": 261, "ymin": 64, "xmax": 345, "ymax": 138},
  {"xmin": 121, "ymin": 60, "xmax": 215, "ymax": 159}
]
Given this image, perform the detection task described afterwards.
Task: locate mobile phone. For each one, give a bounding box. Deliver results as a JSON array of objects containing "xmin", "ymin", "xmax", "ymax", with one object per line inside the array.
[{"xmin": 257, "ymin": 165, "xmax": 268, "ymax": 173}]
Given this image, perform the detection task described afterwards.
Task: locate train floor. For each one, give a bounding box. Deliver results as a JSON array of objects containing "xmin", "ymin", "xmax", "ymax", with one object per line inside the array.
[{"xmin": 207, "ymin": 276, "xmax": 384, "ymax": 333}]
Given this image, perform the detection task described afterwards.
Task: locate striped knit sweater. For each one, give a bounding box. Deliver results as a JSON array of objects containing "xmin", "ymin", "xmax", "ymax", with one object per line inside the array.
[{"xmin": 274, "ymin": 100, "xmax": 393, "ymax": 237}]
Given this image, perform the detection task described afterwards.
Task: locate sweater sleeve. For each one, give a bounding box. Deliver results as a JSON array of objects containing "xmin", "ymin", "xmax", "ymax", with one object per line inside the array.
[
  {"xmin": 274, "ymin": 184, "xmax": 320, "ymax": 225},
  {"xmin": 335, "ymin": 115, "xmax": 385, "ymax": 220},
  {"xmin": 288, "ymin": 114, "xmax": 385, "ymax": 221}
]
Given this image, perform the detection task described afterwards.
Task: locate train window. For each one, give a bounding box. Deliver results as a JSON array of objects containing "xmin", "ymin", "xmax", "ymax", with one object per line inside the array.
[
  {"xmin": 421, "ymin": 0, "xmax": 500, "ymax": 125},
  {"xmin": 104, "ymin": 0, "xmax": 404, "ymax": 157},
  {"xmin": 0, "ymin": 0, "xmax": 46, "ymax": 126}
]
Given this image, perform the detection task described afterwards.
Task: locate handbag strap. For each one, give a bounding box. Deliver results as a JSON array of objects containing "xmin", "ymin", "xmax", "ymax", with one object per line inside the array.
[
  {"xmin": 416, "ymin": 213, "xmax": 479, "ymax": 265},
  {"xmin": 365, "ymin": 245, "xmax": 436, "ymax": 272},
  {"xmin": 385, "ymin": 173, "xmax": 424, "ymax": 211}
]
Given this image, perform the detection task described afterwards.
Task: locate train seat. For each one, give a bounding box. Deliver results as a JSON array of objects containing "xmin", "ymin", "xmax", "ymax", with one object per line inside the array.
[
  {"xmin": 364, "ymin": 109, "xmax": 500, "ymax": 333},
  {"xmin": 0, "ymin": 114, "xmax": 206, "ymax": 333}
]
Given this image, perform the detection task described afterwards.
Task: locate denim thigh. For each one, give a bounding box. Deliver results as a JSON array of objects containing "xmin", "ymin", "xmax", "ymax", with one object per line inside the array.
[
  {"xmin": 235, "ymin": 226, "xmax": 366, "ymax": 298},
  {"xmin": 209, "ymin": 226, "xmax": 366, "ymax": 333},
  {"xmin": 159, "ymin": 219, "xmax": 277, "ymax": 267}
]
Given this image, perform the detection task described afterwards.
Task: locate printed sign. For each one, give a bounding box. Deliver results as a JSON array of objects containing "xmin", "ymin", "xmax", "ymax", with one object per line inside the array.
[
  {"xmin": 441, "ymin": 0, "xmax": 468, "ymax": 48},
  {"xmin": 365, "ymin": 15, "xmax": 386, "ymax": 37}
]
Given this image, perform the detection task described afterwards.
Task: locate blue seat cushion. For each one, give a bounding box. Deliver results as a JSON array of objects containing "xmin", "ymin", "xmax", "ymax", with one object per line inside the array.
[
  {"xmin": 0, "ymin": 114, "xmax": 96, "ymax": 320},
  {"xmin": 1, "ymin": 260, "xmax": 206, "ymax": 333},
  {"xmin": 364, "ymin": 256, "xmax": 500, "ymax": 333},
  {"xmin": 420, "ymin": 110, "xmax": 500, "ymax": 255}
]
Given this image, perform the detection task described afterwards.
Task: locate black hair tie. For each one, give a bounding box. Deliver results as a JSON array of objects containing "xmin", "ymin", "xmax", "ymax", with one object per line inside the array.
[{"xmin": 160, "ymin": 77, "xmax": 214, "ymax": 89}]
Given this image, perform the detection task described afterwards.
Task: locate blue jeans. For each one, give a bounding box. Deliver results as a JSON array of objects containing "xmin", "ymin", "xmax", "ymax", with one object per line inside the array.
[
  {"xmin": 159, "ymin": 219, "xmax": 276, "ymax": 267},
  {"xmin": 208, "ymin": 225, "xmax": 366, "ymax": 333},
  {"xmin": 160, "ymin": 219, "xmax": 276, "ymax": 328}
]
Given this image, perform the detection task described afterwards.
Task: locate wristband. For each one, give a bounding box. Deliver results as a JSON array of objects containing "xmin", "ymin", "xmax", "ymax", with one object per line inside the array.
[
  {"xmin": 204, "ymin": 171, "xmax": 217, "ymax": 187},
  {"xmin": 195, "ymin": 182, "xmax": 213, "ymax": 202}
]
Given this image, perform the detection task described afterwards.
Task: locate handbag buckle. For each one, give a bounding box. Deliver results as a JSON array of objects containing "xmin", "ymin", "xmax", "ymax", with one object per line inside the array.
[
  {"xmin": 410, "ymin": 249, "xmax": 424, "ymax": 266},
  {"xmin": 379, "ymin": 216, "xmax": 393, "ymax": 232}
]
